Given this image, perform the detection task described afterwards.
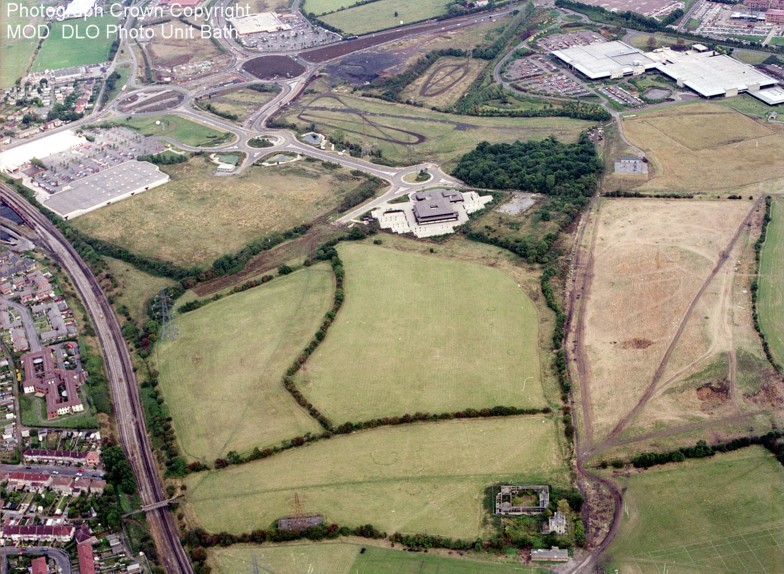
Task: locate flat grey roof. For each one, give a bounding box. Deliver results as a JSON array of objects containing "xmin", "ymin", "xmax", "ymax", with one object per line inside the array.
[
  {"xmin": 751, "ymin": 86, "xmax": 784, "ymax": 105},
  {"xmin": 412, "ymin": 189, "xmax": 463, "ymax": 203},
  {"xmin": 413, "ymin": 199, "xmax": 458, "ymax": 221},
  {"xmin": 551, "ymin": 41, "xmax": 658, "ymax": 80},
  {"xmin": 654, "ymin": 52, "xmax": 777, "ymax": 97},
  {"xmin": 43, "ymin": 160, "xmax": 169, "ymax": 218}
]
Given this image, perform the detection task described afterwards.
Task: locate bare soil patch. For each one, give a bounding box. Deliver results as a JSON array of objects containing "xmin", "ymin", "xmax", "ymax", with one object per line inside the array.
[{"xmin": 242, "ymin": 56, "xmax": 306, "ymax": 79}]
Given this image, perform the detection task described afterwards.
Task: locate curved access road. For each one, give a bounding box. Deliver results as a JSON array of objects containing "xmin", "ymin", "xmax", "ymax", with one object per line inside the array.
[{"xmin": 0, "ymin": 184, "xmax": 192, "ymax": 574}]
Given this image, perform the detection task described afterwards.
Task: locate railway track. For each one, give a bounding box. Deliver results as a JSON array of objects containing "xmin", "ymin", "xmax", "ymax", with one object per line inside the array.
[{"xmin": 0, "ymin": 185, "xmax": 192, "ymax": 574}]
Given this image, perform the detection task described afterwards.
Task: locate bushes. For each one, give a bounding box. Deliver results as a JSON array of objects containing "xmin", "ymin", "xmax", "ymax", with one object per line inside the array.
[
  {"xmin": 338, "ymin": 178, "xmax": 384, "ymax": 212},
  {"xmin": 750, "ymin": 196, "xmax": 781, "ymax": 373},
  {"xmin": 137, "ymin": 152, "xmax": 188, "ymax": 165},
  {"xmin": 207, "ymin": 225, "xmax": 309, "ymax": 278},
  {"xmin": 630, "ymin": 434, "xmax": 784, "ymax": 469},
  {"xmin": 604, "ymin": 190, "xmax": 694, "ymax": 199},
  {"xmin": 185, "ymin": 522, "xmax": 385, "ymax": 551}
]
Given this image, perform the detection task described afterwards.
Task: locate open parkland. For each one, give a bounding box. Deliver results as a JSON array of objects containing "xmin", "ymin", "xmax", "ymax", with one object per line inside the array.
[{"xmin": 2, "ymin": 0, "xmax": 784, "ymax": 572}]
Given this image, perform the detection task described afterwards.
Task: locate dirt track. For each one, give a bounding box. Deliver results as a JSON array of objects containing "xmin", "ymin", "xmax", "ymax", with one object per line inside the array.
[{"xmin": 419, "ymin": 60, "xmax": 471, "ymax": 97}]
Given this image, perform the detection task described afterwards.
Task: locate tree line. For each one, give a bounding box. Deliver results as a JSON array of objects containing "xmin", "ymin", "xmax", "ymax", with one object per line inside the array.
[
  {"xmin": 750, "ymin": 196, "xmax": 781, "ymax": 373},
  {"xmin": 627, "ymin": 431, "xmax": 784, "ymax": 469}
]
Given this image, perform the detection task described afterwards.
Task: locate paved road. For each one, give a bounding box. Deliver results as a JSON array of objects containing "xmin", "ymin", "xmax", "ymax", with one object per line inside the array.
[
  {"xmin": 0, "ymin": 462, "xmax": 104, "ymax": 479},
  {"xmin": 0, "ymin": 186, "xmax": 193, "ymax": 574},
  {"xmin": 0, "ymin": 547, "xmax": 71, "ymax": 574},
  {"xmin": 3, "ymin": 299, "xmax": 41, "ymax": 353}
]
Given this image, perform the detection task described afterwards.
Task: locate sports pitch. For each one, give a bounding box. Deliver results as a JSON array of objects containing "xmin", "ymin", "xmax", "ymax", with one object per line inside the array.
[
  {"xmin": 120, "ymin": 115, "xmax": 233, "ymax": 148},
  {"xmin": 319, "ymin": 0, "xmax": 452, "ymax": 34},
  {"xmin": 299, "ymin": 242, "xmax": 546, "ymax": 423},
  {"xmin": 2, "ymin": 0, "xmax": 44, "ymax": 87},
  {"xmin": 210, "ymin": 543, "xmax": 545, "ymax": 574},
  {"xmin": 156, "ymin": 266, "xmax": 332, "ymax": 461},
  {"xmin": 184, "ymin": 416, "xmax": 564, "ymax": 537},
  {"xmin": 757, "ymin": 196, "xmax": 784, "ymax": 368},
  {"xmin": 603, "ymin": 447, "xmax": 784, "ymax": 574},
  {"xmin": 32, "ymin": 15, "xmax": 119, "ymax": 72}
]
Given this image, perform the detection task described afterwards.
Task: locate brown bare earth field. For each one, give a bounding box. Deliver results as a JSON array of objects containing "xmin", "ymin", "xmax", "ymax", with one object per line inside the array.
[
  {"xmin": 400, "ymin": 57, "xmax": 486, "ymax": 108},
  {"xmin": 147, "ymin": 19, "xmax": 226, "ymax": 69},
  {"xmin": 376, "ymin": 19, "xmax": 505, "ymax": 72},
  {"xmin": 623, "ymin": 201, "xmax": 784, "ymax": 440},
  {"xmin": 622, "ymin": 103, "xmax": 784, "ymax": 193},
  {"xmin": 582, "ymin": 199, "xmax": 753, "ymax": 443},
  {"xmin": 200, "ymin": 88, "xmax": 277, "ymax": 123}
]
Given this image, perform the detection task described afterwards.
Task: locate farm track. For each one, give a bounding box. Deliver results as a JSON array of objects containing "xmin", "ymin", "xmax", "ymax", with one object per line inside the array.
[
  {"xmin": 0, "ymin": 185, "xmax": 192, "ymax": 574},
  {"xmin": 567, "ymin": 196, "xmax": 766, "ymax": 572},
  {"xmin": 567, "ymin": 196, "xmax": 601, "ymax": 454}
]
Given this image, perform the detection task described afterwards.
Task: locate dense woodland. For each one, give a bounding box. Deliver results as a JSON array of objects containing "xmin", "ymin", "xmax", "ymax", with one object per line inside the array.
[{"xmin": 453, "ymin": 134, "xmax": 600, "ymax": 198}]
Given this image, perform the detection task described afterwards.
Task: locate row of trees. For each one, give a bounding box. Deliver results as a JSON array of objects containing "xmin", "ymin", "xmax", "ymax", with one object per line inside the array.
[
  {"xmin": 630, "ymin": 432, "xmax": 784, "ymax": 469},
  {"xmin": 137, "ymin": 151, "xmax": 188, "ymax": 165},
  {"xmin": 750, "ymin": 196, "xmax": 781, "ymax": 373}
]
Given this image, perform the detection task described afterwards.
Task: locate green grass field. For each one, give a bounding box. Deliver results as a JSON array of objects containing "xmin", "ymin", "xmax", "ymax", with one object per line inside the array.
[
  {"xmin": 120, "ymin": 115, "xmax": 233, "ymax": 148},
  {"xmin": 758, "ymin": 196, "xmax": 784, "ymax": 367},
  {"xmin": 603, "ymin": 447, "xmax": 784, "ymax": 574},
  {"xmin": 20, "ymin": 393, "xmax": 98, "ymax": 429},
  {"xmin": 298, "ymin": 243, "xmax": 545, "ymax": 423},
  {"xmin": 185, "ymin": 416, "xmax": 565, "ymax": 537},
  {"xmin": 303, "ymin": 0, "xmax": 379, "ymax": 15},
  {"xmin": 156, "ymin": 266, "xmax": 332, "ymax": 461},
  {"xmin": 210, "ymin": 543, "xmax": 546, "ymax": 573},
  {"xmin": 72, "ymin": 158, "xmax": 375, "ymax": 268},
  {"xmin": 105, "ymin": 64, "xmax": 130, "ymax": 104},
  {"xmin": 281, "ymin": 92, "xmax": 591, "ymax": 168},
  {"xmin": 32, "ymin": 15, "xmax": 118, "ymax": 72},
  {"xmin": 1, "ymin": 0, "xmax": 44, "ymax": 87},
  {"xmin": 319, "ymin": 0, "xmax": 451, "ymax": 33},
  {"xmin": 102, "ymin": 257, "xmax": 173, "ymax": 324}
]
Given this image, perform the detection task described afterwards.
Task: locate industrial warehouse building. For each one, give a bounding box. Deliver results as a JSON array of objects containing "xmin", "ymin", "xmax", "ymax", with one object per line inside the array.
[
  {"xmin": 43, "ymin": 161, "xmax": 170, "ymax": 219},
  {"xmin": 228, "ymin": 12, "xmax": 291, "ymax": 35},
  {"xmin": 552, "ymin": 40, "xmax": 781, "ymax": 104},
  {"xmin": 649, "ymin": 48, "xmax": 778, "ymax": 98},
  {"xmin": 551, "ymin": 41, "xmax": 658, "ymax": 79}
]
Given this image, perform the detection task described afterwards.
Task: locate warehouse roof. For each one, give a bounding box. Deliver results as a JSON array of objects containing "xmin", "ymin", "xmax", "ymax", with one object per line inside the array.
[
  {"xmin": 751, "ymin": 86, "xmax": 784, "ymax": 105},
  {"xmin": 0, "ymin": 131, "xmax": 86, "ymax": 172},
  {"xmin": 653, "ymin": 50, "xmax": 777, "ymax": 97},
  {"xmin": 551, "ymin": 41, "xmax": 658, "ymax": 79}
]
